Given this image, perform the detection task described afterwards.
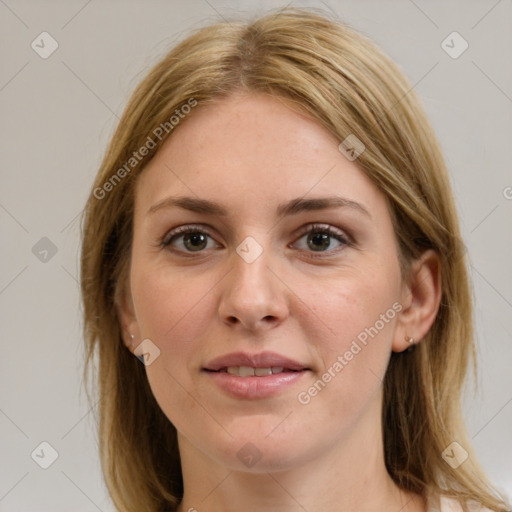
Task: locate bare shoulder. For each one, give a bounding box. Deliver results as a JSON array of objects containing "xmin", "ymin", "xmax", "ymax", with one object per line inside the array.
[
  {"xmin": 423, "ymin": 492, "xmax": 500, "ymax": 512},
  {"xmin": 438, "ymin": 495, "xmax": 502, "ymax": 512}
]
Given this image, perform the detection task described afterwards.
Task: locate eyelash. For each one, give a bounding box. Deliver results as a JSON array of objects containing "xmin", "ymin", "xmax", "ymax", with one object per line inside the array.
[{"xmin": 161, "ymin": 223, "xmax": 352, "ymax": 258}]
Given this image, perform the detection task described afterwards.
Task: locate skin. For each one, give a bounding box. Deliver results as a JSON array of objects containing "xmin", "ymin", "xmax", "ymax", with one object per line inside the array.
[{"xmin": 119, "ymin": 92, "xmax": 441, "ymax": 512}]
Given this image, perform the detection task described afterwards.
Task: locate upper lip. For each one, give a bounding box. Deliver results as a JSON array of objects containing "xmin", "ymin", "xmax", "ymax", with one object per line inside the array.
[{"xmin": 203, "ymin": 351, "xmax": 309, "ymax": 371}]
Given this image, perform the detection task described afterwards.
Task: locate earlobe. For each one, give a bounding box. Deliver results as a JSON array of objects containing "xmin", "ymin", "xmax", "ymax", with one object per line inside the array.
[
  {"xmin": 392, "ymin": 249, "xmax": 442, "ymax": 353},
  {"xmin": 116, "ymin": 284, "xmax": 140, "ymax": 352},
  {"xmin": 119, "ymin": 314, "xmax": 139, "ymax": 353}
]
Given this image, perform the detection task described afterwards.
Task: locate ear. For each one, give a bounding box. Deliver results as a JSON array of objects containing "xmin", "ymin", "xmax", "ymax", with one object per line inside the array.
[
  {"xmin": 116, "ymin": 278, "xmax": 141, "ymax": 354},
  {"xmin": 392, "ymin": 249, "xmax": 442, "ymax": 353}
]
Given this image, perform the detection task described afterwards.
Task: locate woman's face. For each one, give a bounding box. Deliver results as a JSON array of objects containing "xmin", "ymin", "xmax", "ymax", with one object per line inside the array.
[{"xmin": 125, "ymin": 92, "xmax": 411, "ymax": 472}]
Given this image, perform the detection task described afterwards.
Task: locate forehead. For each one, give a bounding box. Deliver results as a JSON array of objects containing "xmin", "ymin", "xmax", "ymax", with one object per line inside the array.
[{"xmin": 134, "ymin": 92, "xmax": 385, "ymax": 218}]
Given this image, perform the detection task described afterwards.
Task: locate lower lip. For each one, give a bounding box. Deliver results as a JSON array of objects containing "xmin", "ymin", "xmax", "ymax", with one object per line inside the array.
[{"xmin": 204, "ymin": 370, "xmax": 309, "ymax": 399}]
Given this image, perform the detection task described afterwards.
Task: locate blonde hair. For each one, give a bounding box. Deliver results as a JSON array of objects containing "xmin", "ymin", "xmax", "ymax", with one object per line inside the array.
[{"xmin": 80, "ymin": 7, "xmax": 510, "ymax": 512}]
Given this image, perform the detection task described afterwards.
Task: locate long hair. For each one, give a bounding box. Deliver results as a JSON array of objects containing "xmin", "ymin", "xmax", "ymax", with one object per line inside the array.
[{"xmin": 80, "ymin": 7, "xmax": 510, "ymax": 512}]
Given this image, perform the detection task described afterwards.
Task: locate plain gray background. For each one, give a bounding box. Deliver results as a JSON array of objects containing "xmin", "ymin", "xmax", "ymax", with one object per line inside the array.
[{"xmin": 1, "ymin": 1, "xmax": 511, "ymax": 510}]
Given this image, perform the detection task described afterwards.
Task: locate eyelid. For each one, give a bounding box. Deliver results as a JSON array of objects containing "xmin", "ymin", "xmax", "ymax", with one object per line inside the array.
[{"xmin": 293, "ymin": 223, "xmax": 352, "ymax": 244}]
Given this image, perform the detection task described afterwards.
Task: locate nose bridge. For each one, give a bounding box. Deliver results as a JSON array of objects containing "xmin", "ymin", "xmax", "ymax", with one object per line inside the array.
[
  {"xmin": 230, "ymin": 239, "xmax": 275, "ymax": 301},
  {"xmin": 218, "ymin": 235, "xmax": 288, "ymax": 329}
]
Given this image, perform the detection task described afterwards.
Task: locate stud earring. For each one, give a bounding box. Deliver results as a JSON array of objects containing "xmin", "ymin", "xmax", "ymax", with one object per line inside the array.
[
  {"xmin": 128, "ymin": 333, "xmax": 135, "ymax": 353},
  {"xmin": 405, "ymin": 336, "xmax": 415, "ymax": 344}
]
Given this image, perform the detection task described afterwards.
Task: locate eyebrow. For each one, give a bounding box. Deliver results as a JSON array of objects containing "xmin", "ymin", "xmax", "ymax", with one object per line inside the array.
[{"xmin": 147, "ymin": 195, "xmax": 371, "ymax": 218}]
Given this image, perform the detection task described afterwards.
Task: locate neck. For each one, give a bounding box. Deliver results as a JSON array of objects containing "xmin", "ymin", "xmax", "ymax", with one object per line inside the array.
[{"xmin": 175, "ymin": 394, "xmax": 426, "ymax": 512}]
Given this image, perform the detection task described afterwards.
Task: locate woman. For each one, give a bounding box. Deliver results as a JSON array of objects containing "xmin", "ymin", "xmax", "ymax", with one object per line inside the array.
[{"xmin": 80, "ymin": 7, "xmax": 511, "ymax": 512}]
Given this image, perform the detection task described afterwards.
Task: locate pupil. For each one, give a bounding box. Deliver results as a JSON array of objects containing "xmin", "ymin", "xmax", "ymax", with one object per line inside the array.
[
  {"xmin": 308, "ymin": 232, "xmax": 330, "ymax": 251},
  {"xmin": 185, "ymin": 233, "xmax": 207, "ymax": 251}
]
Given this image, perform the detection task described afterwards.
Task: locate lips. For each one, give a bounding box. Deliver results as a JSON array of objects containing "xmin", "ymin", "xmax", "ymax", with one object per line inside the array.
[
  {"xmin": 203, "ymin": 351, "xmax": 310, "ymax": 399},
  {"xmin": 203, "ymin": 351, "xmax": 308, "ymax": 373}
]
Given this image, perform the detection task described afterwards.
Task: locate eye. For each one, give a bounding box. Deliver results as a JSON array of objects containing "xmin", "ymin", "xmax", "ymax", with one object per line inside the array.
[
  {"xmin": 161, "ymin": 223, "xmax": 350, "ymax": 256},
  {"xmin": 162, "ymin": 225, "xmax": 219, "ymax": 253},
  {"xmin": 292, "ymin": 224, "xmax": 350, "ymax": 253}
]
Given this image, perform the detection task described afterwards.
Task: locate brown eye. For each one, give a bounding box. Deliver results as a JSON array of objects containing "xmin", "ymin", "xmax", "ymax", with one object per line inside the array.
[
  {"xmin": 162, "ymin": 227, "xmax": 218, "ymax": 253},
  {"xmin": 293, "ymin": 224, "xmax": 349, "ymax": 253},
  {"xmin": 307, "ymin": 232, "xmax": 332, "ymax": 251},
  {"xmin": 182, "ymin": 232, "xmax": 208, "ymax": 251}
]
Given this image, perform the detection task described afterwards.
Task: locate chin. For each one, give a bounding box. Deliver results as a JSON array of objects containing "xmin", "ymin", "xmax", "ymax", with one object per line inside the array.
[{"xmin": 208, "ymin": 430, "xmax": 309, "ymax": 474}]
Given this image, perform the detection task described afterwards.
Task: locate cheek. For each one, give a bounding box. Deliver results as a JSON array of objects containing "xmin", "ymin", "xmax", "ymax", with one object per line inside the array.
[
  {"xmin": 295, "ymin": 268, "xmax": 400, "ymax": 408},
  {"xmin": 132, "ymin": 262, "xmax": 216, "ymax": 343},
  {"xmin": 298, "ymin": 265, "xmax": 400, "ymax": 353},
  {"xmin": 131, "ymin": 265, "xmax": 223, "ymax": 431}
]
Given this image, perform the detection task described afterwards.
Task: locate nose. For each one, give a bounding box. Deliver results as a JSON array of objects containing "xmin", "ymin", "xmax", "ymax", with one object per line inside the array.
[{"xmin": 217, "ymin": 245, "xmax": 289, "ymax": 332}]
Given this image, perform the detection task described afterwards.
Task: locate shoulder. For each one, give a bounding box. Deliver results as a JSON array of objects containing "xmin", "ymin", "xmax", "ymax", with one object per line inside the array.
[{"xmin": 427, "ymin": 491, "xmax": 495, "ymax": 512}]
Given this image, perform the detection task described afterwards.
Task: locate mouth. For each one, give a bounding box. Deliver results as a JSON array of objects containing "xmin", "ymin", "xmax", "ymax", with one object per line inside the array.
[
  {"xmin": 205, "ymin": 366, "xmax": 302, "ymax": 377},
  {"xmin": 202, "ymin": 351, "xmax": 310, "ymax": 399},
  {"xmin": 203, "ymin": 350, "xmax": 309, "ymax": 373}
]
